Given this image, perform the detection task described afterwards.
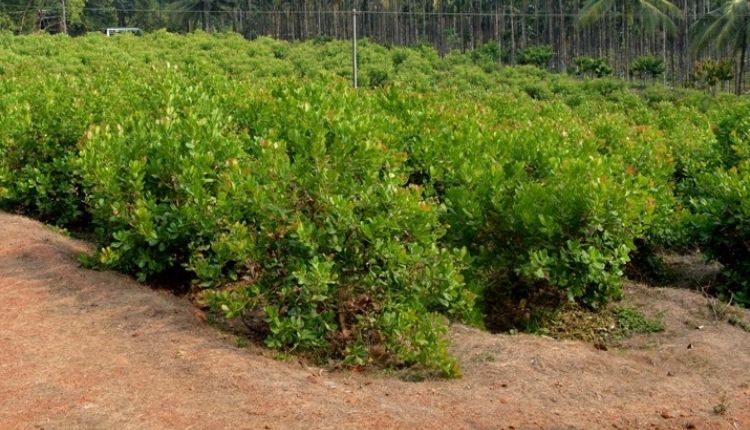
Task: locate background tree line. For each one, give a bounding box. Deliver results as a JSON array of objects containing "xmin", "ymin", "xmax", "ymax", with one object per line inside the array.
[{"xmin": 1, "ymin": 0, "xmax": 748, "ymax": 93}]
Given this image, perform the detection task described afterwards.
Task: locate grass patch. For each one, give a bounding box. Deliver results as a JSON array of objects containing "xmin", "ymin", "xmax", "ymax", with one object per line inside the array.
[
  {"xmin": 728, "ymin": 314, "xmax": 750, "ymax": 333},
  {"xmin": 396, "ymin": 367, "xmax": 446, "ymax": 383},
  {"xmin": 705, "ymin": 293, "xmax": 750, "ymax": 333},
  {"xmin": 43, "ymin": 224, "xmax": 71, "ymax": 237},
  {"xmin": 472, "ymin": 352, "xmax": 497, "ymax": 363},
  {"xmin": 613, "ymin": 306, "xmax": 665, "ymax": 335},
  {"xmin": 530, "ymin": 304, "xmax": 664, "ymax": 345}
]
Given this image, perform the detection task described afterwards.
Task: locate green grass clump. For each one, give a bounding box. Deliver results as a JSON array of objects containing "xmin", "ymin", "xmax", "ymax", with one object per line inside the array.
[{"xmin": 613, "ymin": 306, "xmax": 666, "ymax": 335}]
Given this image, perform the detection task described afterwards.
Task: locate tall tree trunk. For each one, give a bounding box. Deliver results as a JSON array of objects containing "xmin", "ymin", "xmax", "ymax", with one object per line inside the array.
[
  {"xmin": 737, "ymin": 38, "xmax": 747, "ymax": 95},
  {"xmin": 437, "ymin": 1, "xmax": 445, "ymax": 55},
  {"xmin": 419, "ymin": 3, "xmax": 434, "ymax": 43},
  {"xmin": 60, "ymin": 0, "xmax": 67, "ymax": 34},
  {"xmin": 534, "ymin": 0, "xmax": 539, "ymax": 45},
  {"xmin": 662, "ymin": 28, "xmax": 667, "ymax": 85},
  {"xmin": 304, "ymin": 0, "xmax": 309, "ymax": 38},
  {"xmin": 510, "ymin": 2, "xmax": 516, "ymax": 63},
  {"xmin": 496, "ymin": 4, "xmax": 502, "ymax": 64},
  {"xmin": 475, "ymin": 0, "xmax": 481, "ymax": 48},
  {"xmin": 558, "ymin": 0, "xmax": 565, "ymax": 71},
  {"xmin": 520, "ymin": 0, "xmax": 526, "ymax": 49},
  {"xmin": 682, "ymin": 0, "xmax": 690, "ymax": 86},
  {"xmin": 471, "ymin": 0, "xmax": 476, "ymax": 49},
  {"xmin": 317, "ymin": 0, "xmax": 322, "ymax": 35},
  {"xmin": 333, "ymin": 1, "xmax": 339, "ymax": 38},
  {"xmin": 395, "ymin": 1, "xmax": 401, "ymax": 45},
  {"xmin": 203, "ymin": 0, "xmax": 210, "ymax": 32},
  {"xmin": 624, "ymin": 1, "xmax": 630, "ymax": 80},
  {"xmin": 410, "ymin": 0, "xmax": 417, "ymax": 44},
  {"xmin": 460, "ymin": 6, "xmax": 465, "ymax": 51},
  {"xmin": 19, "ymin": 0, "xmax": 34, "ymax": 32}
]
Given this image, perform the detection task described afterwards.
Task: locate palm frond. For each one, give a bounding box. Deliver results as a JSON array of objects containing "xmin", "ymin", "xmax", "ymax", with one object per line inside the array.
[
  {"xmin": 577, "ymin": 0, "xmax": 616, "ymax": 29},
  {"xmin": 643, "ymin": 0, "xmax": 681, "ymax": 17},
  {"xmin": 639, "ymin": 0, "xmax": 676, "ymax": 33},
  {"xmin": 691, "ymin": 0, "xmax": 750, "ymax": 56}
]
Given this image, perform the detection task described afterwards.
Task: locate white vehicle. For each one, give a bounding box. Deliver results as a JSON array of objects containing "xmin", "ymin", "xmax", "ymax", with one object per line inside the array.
[{"xmin": 105, "ymin": 28, "xmax": 142, "ymax": 36}]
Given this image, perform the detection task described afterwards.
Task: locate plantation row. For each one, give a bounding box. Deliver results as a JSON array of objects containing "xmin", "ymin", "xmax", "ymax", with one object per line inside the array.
[{"xmin": 1, "ymin": 31, "xmax": 749, "ymax": 375}]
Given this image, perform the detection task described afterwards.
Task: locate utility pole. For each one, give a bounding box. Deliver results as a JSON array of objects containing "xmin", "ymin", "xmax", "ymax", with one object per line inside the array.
[
  {"xmin": 352, "ymin": 9, "xmax": 358, "ymax": 88},
  {"xmin": 60, "ymin": 0, "xmax": 68, "ymax": 34}
]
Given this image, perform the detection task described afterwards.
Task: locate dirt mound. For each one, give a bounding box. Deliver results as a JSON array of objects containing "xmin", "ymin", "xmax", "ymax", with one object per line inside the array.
[{"xmin": 1, "ymin": 212, "xmax": 748, "ymax": 429}]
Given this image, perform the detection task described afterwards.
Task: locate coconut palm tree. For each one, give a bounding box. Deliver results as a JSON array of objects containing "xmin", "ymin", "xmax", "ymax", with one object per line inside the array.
[
  {"xmin": 691, "ymin": 0, "xmax": 750, "ymax": 95},
  {"xmin": 577, "ymin": 0, "xmax": 681, "ymax": 80}
]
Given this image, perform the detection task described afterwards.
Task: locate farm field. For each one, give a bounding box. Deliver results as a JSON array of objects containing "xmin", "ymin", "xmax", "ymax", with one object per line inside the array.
[
  {"xmin": 1, "ymin": 211, "xmax": 749, "ymax": 428},
  {"xmin": 1, "ymin": 32, "xmax": 750, "ymax": 425}
]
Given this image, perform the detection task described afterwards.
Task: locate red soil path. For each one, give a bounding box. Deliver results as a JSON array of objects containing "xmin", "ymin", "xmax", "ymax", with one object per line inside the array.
[{"xmin": 1, "ymin": 212, "xmax": 749, "ymax": 429}]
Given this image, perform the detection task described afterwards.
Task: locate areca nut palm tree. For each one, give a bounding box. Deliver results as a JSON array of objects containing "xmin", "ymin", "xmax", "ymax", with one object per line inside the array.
[
  {"xmin": 577, "ymin": 0, "xmax": 681, "ymax": 80},
  {"xmin": 691, "ymin": 0, "xmax": 750, "ymax": 95}
]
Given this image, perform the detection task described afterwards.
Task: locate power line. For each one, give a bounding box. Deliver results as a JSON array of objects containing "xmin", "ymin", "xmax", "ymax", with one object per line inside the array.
[{"xmin": 0, "ymin": 7, "xmax": 654, "ymax": 18}]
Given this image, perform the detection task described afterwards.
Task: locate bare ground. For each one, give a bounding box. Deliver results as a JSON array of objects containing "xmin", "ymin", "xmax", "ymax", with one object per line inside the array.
[{"xmin": 1, "ymin": 212, "xmax": 749, "ymax": 430}]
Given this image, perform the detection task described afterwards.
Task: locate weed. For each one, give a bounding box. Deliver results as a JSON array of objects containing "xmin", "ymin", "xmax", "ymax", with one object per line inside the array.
[
  {"xmin": 703, "ymin": 286, "xmax": 750, "ymax": 332},
  {"xmin": 712, "ymin": 394, "xmax": 729, "ymax": 415},
  {"xmin": 705, "ymin": 288, "xmax": 734, "ymax": 321},
  {"xmin": 398, "ymin": 368, "xmax": 443, "ymax": 383},
  {"xmin": 472, "ymin": 352, "xmax": 496, "ymax": 363},
  {"xmin": 613, "ymin": 307, "xmax": 666, "ymax": 335},
  {"xmin": 728, "ymin": 314, "xmax": 750, "ymax": 333},
  {"xmin": 43, "ymin": 224, "xmax": 70, "ymax": 237},
  {"xmin": 682, "ymin": 354, "xmax": 712, "ymax": 370},
  {"xmin": 529, "ymin": 303, "xmax": 664, "ymax": 346}
]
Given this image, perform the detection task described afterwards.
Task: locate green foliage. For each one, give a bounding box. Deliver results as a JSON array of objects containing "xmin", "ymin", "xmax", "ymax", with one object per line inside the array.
[
  {"xmin": 392, "ymin": 49, "xmax": 409, "ymax": 67},
  {"xmin": 0, "ymin": 75, "xmax": 91, "ymax": 225},
  {"xmin": 517, "ymin": 45, "xmax": 554, "ymax": 68},
  {"xmin": 75, "ymin": 73, "xmax": 473, "ymax": 375},
  {"xmin": 686, "ymin": 103, "xmax": 750, "ymax": 306},
  {"xmin": 377, "ymin": 89, "xmax": 673, "ymax": 329},
  {"xmin": 470, "ymin": 42, "xmax": 505, "ymax": 72},
  {"xmin": 691, "ymin": 0, "xmax": 750, "ymax": 94},
  {"xmin": 582, "ymin": 77, "xmax": 627, "ymax": 97},
  {"xmin": 692, "ymin": 59, "xmax": 733, "ymax": 91},
  {"xmin": 712, "ymin": 101, "xmax": 750, "ymax": 169},
  {"xmin": 0, "ymin": 14, "xmax": 13, "ymax": 31},
  {"xmin": 535, "ymin": 303, "xmax": 665, "ymax": 343},
  {"xmin": 366, "ymin": 68, "xmax": 390, "ymax": 87},
  {"xmin": 630, "ymin": 55, "xmax": 665, "ymax": 83},
  {"xmin": 613, "ymin": 306, "xmax": 665, "ymax": 334},
  {"xmin": 523, "ymin": 82, "xmax": 552, "ymax": 100},
  {"xmin": 573, "ymin": 56, "xmax": 613, "ymax": 78},
  {"xmin": 690, "ymin": 167, "xmax": 750, "ymax": 306},
  {"xmin": 1, "ymin": 32, "xmax": 747, "ymax": 375},
  {"xmin": 472, "ymin": 42, "xmax": 504, "ymax": 63}
]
